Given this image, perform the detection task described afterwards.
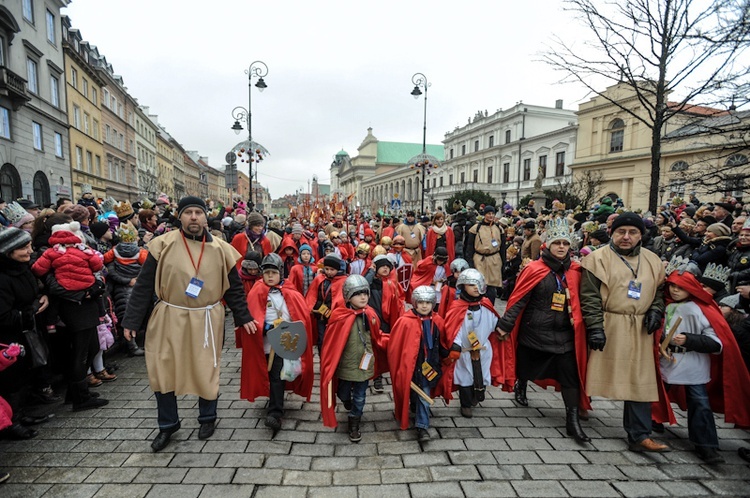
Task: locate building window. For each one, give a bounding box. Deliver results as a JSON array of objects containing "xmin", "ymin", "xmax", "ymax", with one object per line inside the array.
[
  {"xmin": 473, "ymin": 170, "xmax": 478, "ymax": 182},
  {"xmin": 46, "ymin": 10, "xmax": 55, "ymax": 44},
  {"xmin": 75, "ymin": 146, "xmax": 82, "ymax": 170},
  {"xmin": 503, "ymin": 162, "xmax": 510, "ymax": 183},
  {"xmin": 439, "ymin": 176, "xmax": 443, "ymax": 187},
  {"xmin": 609, "ymin": 118, "xmax": 625, "ymax": 152},
  {"xmin": 488, "ymin": 135, "xmax": 494, "ymax": 147},
  {"xmin": 1, "ymin": 163, "xmax": 21, "ymax": 200},
  {"xmin": 461, "ymin": 145, "xmax": 466, "ymax": 156},
  {"xmin": 0, "ymin": 106, "xmax": 10, "ymax": 139},
  {"xmin": 474, "ymin": 140, "xmax": 479, "ymax": 152},
  {"xmin": 73, "ymin": 105, "xmax": 81, "ymax": 129},
  {"xmin": 92, "ymin": 88, "xmax": 97, "ymax": 106},
  {"xmin": 459, "ymin": 172, "xmax": 464, "ymax": 183},
  {"xmin": 22, "ymin": 0, "xmax": 34, "ymax": 23},
  {"xmin": 50, "ymin": 75, "xmax": 60, "ymax": 107},
  {"xmin": 83, "ymin": 112, "xmax": 89, "ymax": 134},
  {"xmin": 670, "ymin": 161, "xmax": 689, "ymax": 172},
  {"xmin": 32, "ymin": 122, "xmax": 42, "ymax": 150},
  {"xmin": 555, "ymin": 151, "xmax": 566, "ymax": 176},
  {"xmin": 33, "ymin": 171, "xmax": 50, "ymax": 206},
  {"xmin": 102, "ymin": 88, "xmax": 109, "ymax": 108},
  {"xmin": 70, "ymin": 67, "xmax": 78, "ymax": 89},
  {"xmin": 449, "ymin": 174, "xmax": 453, "ymax": 185},
  {"xmin": 54, "ymin": 132, "xmax": 63, "ymax": 157},
  {"xmin": 26, "ymin": 58, "xmax": 38, "ymax": 94},
  {"xmin": 92, "ymin": 119, "xmax": 99, "ymax": 140},
  {"xmin": 0, "ymin": 35, "xmax": 5, "ymax": 66},
  {"xmin": 105, "ymin": 125, "xmax": 111, "ymax": 143},
  {"xmin": 82, "ymin": 78, "xmax": 88, "ymax": 98},
  {"xmin": 86, "ymin": 150, "xmax": 93, "ymax": 173},
  {"xmin": 487, "ymin": 166, "xmax": 493, "ymax": 184},
  {"xmin": 449, "ymin": 149, "xmax": 454, "ymax": 159},
  {"xmin": 505, "ymin": 130, "xmax": 511, "ymax": 143},
  {"xmin": 95, "ymin": 155, "xmax": 101, "ymax": 177},
  {"xmin": 539, "ymin": 155, "xmax": 547, "ymax": 178},
  {"xmin": 523, "ymin": 158, "xmax": 531, "ymax": 181}
]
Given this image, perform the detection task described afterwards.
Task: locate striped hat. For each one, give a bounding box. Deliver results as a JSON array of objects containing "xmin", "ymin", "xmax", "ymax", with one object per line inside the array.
[{"xmin": 0, "ymin": 226, "xmax": 32, "ymax": 256}]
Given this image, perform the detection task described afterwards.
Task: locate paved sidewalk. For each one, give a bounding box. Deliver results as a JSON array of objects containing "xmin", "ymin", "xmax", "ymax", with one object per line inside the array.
[{"xmin": 1, "ymin": 317, "xmax": 749, "ymax": 498}]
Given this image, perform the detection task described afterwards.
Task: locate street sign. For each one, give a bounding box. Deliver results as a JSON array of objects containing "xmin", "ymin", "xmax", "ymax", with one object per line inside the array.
[
  {"xmin": 390, "ymin": 198, "xmax": 401, "ymax": 210},
  {"xmin": 225, "ymin": 165, "xmax": 238, "ymax": 189},
  {"xmin": 225, "ymin": 151, "xmax": 237, "ymax": 165}
]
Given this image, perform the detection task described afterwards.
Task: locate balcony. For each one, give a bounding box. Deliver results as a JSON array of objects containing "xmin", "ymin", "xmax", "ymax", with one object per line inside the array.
[{"xmin": 0, "ymin": 66, "xmax": 31, "ymax": 110}]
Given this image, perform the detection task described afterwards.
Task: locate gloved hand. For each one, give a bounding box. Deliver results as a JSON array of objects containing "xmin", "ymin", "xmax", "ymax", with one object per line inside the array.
[
  {"xmin": 644, "ymin": 309, "xmax": 662, "ymax": 334},
  {"xmin": 442, "ymin": 349, "xmax": 461, "ymax": 365},
  {"xmin": 588, "ymin": 328, "xmax": 606, "ymax": 351}
]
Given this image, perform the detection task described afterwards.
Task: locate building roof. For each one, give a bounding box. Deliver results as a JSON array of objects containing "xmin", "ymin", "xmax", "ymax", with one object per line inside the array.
[
  {"xmin": 376, "ymin": 141, "xmax": 444, "ymax": 164},
  {"xmin": 335, "ymin": 149, "xmax": 349, "ymax": 157},
  {"xmin": 665, "ymin": 110, "xmax": 750, "ymax": 139}
]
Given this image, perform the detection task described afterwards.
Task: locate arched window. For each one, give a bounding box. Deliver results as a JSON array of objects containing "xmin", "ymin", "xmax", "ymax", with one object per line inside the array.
[
  {"xmin": 609, "ymin": 119, "xmax": 625, "ymax": 152},
  {"xmin": 726, "ymin": 154, "xmax": 748, "ymax": 167},
  {"xmin": 670, "ymin": 161, "xmax": 689, "ymax": 172},
  {"xmin": 33, "ymin": 170, "xmax": 50, "ymax": 206},
  {"xmin": 0, "ymin": 163, "xmax": 21, "ymax": 201}
]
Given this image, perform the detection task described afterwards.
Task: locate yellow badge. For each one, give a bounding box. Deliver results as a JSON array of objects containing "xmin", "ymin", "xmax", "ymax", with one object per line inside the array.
[
  {"xmin": 467, "ymin": 331, "xmax": 481, "ymax": 350},
  {"xmin": 551, "ymin": 292, "xmax": 566, "ymax": 312},
  {"xmin": 421, "ymin": 361, "xmax": 438, "ymax": 381}
]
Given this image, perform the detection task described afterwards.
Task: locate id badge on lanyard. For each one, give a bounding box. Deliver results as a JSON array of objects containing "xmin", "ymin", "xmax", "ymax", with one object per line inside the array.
[
  {"xmin": 628, "ymin": 280, "xmax": 642, "ymax": 300},
  {"xmin": 185, "ymin": 277, "xmax": 204, "ymax": 298}
]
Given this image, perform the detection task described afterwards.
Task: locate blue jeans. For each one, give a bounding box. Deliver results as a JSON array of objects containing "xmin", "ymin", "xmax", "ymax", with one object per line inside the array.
[
  {"xmin": 683, "ymin": 383, "xmax": 718, "ymax": 448},
  {"xmin": 623, "ymin": 400, "xmax": 652, "ymax": 443},
  {"xmin": 337, "ymin": 379, "xmax": 368, "ymax": 418},
  {"xmin": 155, "ymin": 391, "xmax": 217, "ymax": 431},
  {"xmin": 412, "ymin": 384, "xmax": 431, "ymax": 429}
]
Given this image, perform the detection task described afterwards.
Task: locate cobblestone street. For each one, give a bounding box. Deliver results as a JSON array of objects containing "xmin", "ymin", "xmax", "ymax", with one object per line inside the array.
[{"xmin": 1, "ymin": 317, "xmax": 749, "ymax": 498}]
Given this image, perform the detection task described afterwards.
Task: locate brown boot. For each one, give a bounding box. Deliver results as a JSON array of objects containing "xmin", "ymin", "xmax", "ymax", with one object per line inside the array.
[
  {"xmin": 629, "ymin": 438, "xmax": 671, "ymax": 452},
  {"xmin": 348, "ymin": 416, "xmax": 361, "ymax": 443}
]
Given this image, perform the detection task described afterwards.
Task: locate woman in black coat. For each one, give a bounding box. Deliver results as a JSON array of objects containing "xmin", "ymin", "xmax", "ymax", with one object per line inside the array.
[{"xmin": 0, "ymin": 228, "xmax": 49, "ymax": 439}]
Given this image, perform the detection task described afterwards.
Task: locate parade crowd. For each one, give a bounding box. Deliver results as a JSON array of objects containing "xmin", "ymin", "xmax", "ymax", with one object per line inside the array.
[{"xmin": 1, "ymin": 188, "xmax": 750, "ymax": 484}]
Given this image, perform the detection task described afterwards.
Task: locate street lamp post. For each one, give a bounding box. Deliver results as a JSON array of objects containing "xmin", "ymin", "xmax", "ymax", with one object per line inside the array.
[
  {"xmin": 231, "ymin": 61, "xmax": 269, "ymax": 210},
  {"xmin": 408, "ymin": 72, "xmax": 440, "ymax": 214}
]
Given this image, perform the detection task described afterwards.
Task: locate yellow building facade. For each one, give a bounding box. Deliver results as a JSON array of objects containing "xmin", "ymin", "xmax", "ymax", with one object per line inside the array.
[{"xmin": 155, "ymin": 130, "xmax": 174, "ymax": 200}]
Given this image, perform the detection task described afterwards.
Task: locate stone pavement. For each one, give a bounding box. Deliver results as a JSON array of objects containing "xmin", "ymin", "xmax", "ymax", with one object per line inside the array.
[{"xmin": 1, "ymin": 316, "xmax": 749, "ymax": 498}]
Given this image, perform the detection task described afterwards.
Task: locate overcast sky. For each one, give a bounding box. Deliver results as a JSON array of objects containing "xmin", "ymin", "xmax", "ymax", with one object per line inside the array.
[{"xmin": 63, "ymin": 0, "xmax": 596, "ymax": 199}]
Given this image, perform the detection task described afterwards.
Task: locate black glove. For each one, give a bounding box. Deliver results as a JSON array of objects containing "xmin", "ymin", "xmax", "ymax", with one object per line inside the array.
[
  {"xmin": 644, "ymin": 310, "xmax": 662, "ymax": 335},
  {"xmin": 587, "ymin": 328, "xmax": 606, "ymax": 351}
]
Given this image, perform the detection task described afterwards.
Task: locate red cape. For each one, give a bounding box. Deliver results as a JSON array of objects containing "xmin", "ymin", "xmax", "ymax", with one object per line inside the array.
[
  {"xmin": 388, "ymin": 310, "xmax": 446, "ymax": 429},
  {"xmin": 439, "ymin": 298, "xmax": 507, "ymax": 403},
  {"xmin": 502, "ymin": 259, "xmax": 591, "ymax": 410},
  {"xmin": 377, "ymin": 275, "xmax": 404, "ymax": 332},
  {"xmin": 305, "ymin": 273, "xmax": 347, "ymax": 345},
  {"xmin": 231, "ymin": 232, "xmax": 273, "ymax": 273},
  {"xmin": 238, "ymin": 283, "xmax": 314, "ymax": 403},
  {"xmin": 287, "ymin": 263, "xmax": 315, "ymax": 297},
  {"xmin": 408, "ymin": 257, "xmax": 449, "ymax": 302},
  {"xmin": 320, "ymin": 305, "xmax": 384, "ymax": 427},
  {"xmin": 438, "ymin": 283, "xmax": 459, "ymax": 319},
  {"xmin": 425, "ymin": 227, "xmax": 455, "ymax": 262},
  {"xmin": 653, "ymin": 272, "xmax": 750, "ymax": 427}
]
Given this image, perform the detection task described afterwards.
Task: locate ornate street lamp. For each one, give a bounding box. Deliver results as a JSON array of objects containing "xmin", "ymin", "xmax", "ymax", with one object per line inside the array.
[
  {"xmin": 230, "ymin": 61, "xmax": 270, "ymax": 208},
  {"xmin": 408, "ymin": 72, "xmax": 440, "ymax": 214}
]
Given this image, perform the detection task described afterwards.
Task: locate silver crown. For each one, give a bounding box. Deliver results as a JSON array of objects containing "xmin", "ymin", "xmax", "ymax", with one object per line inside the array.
[
  {"xmin": 665, "ymin": 255, "xmax": 701, "ymax": 277},
  {"xmin": 702, "ymin": 262, "xmax": 730, "ymax": 284},
  {"xmin": 546, "ymin": 218, "xmax": 571, "ymax": 244},
  {"xmin": 1, "ymin": 201, "xmax": 30, "ymax": 226}
]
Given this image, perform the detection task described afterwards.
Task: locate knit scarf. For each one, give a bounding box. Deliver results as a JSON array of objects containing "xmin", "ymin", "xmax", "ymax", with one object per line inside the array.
[{"xmin": 431, "ymin": 224, "xmax": 448, "ymax": 236}]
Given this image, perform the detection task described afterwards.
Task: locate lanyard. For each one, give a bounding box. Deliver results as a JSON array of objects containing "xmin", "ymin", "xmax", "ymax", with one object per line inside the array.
[
  {"xmin": 354, "ymin": 314, "xmax": 369, "ymax": 351},
  {"xmin": 181, "ymin": 232, "xmax": 206, "ymax": 277},
  {"xmin": 609, "ymin": 245, "xmax": 640, "ymax": 280},
  {"xmin": 421, "ymin": 316, "xmax": 434, "ymax": 353},
  {"xmin": 553, "ymin": 273, "xmax": 566, "ymax": 292}
]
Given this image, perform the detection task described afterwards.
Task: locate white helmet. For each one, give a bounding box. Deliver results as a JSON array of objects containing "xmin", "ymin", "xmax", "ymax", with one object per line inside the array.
[
  {"xmin": 343, "ymin": 274, "xmax": 370, "ymax": 301},
  {"xmin": 411, "ymin": 285, "xmax": 437, "ymax": 307},
  {"xmin": 450, "ymin": 258, "xmax": 470, "ymax": 274},
  {"xmin": 456, "ymin": 268, "xmax": 487, "ymax": 294}
]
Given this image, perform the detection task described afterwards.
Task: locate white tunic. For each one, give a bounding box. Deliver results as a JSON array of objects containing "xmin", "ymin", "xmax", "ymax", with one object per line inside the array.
[
  {"xmin": 452, "ymin": 306, "xmax": 495, "ymax": 386},
  {"xmin": 264, "ymin": 290, "xmax": 291, "ymax": 354}
]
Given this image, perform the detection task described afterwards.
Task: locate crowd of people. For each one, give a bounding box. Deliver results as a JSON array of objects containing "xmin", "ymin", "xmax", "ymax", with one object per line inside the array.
[{"xmin": 1, "ymin": 188, "xmax": 750, "ymax": 482}]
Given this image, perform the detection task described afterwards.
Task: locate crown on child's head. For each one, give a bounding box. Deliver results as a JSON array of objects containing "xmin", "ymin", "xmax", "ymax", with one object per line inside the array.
[
  {"xmin": 665, "ymin": 255, "xmax": 701, "ymax": 277},
  {"xmin": 116, "ymin": 223, "xmax": 138, "ymax": 243},
  {"xmin": 702, "ymin": 262, "xmax": 730, "ymax": 285}
]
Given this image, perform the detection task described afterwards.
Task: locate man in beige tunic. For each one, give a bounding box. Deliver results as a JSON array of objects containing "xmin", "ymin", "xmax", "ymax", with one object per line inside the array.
[
  {"xmin": 123, "ymin": 196, "xmax": 257, "ymax": 452},
  {"xmin": 466, "ymin": 205, "xmax": 504, "ymax": 303},
  {"xmin": 396, "ymin": 210, "xmax": 426, "ymax": 263},
  {"xmin": 580, "ymin": 212, "xmax": 670, "ymax": 452}
]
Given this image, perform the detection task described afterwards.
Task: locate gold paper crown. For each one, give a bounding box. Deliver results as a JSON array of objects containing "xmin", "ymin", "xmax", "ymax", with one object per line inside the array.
[
  {"xmin": 545, "ymin": 218, "xmax": 571, "ymax": 243},
  {"xmin": 114, "ymin": 201, "xmax": 134, "ymax": 219},
  {"xmin": 702, "ymin": 262, "xmax": 730, "ymax": 285},
  {"xmin": 140, "ymin": 198, "xmax": 155, "ymax": 211},
  {"xmin": 116, "ymin": 223, "xmax": 138, "ymax": 243}
]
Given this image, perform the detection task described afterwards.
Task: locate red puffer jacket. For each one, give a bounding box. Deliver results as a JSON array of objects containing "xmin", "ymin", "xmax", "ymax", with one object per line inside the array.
[{"xmin": 31, "ymin": 229, "xmax": 103, "ymax": 291}]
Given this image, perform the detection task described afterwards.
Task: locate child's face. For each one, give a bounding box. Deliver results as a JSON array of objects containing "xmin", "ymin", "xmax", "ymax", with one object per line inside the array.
[
  {"xmin": 377, "ymin": 265, "xmax": 391, "ymax": 277},
  {"xmin": 324, "ymin": 266, "xmax": 338, "ymax": 278},
  {"xmin": 284, "ymin": 247, "xmax": 294, "ymax": 256},
  {"xmin": 668, "ymin": 283, "xmax": 689, "ymax": 302},
  {"xmin": 357, "ymin": 251, "xmax": 367, "ymax": 260},
  {"xmin": 300, "ymin": 251, "xmax": 311, "ymax": 263},
  {"xmin": 463, "ymin": 284, "xmax": 480, "ymax": 297},
  {"xmin": 349, "ymin": 292, "xmax": 369, "ymax": 310},
  {"xmin": 102, "ymin": 231, "xmax": 113, "ymax": 242},
  {"xmin": 263, "ymin": 269, "xmax": 281, "ymax": 286},
  {"xmin": 415, "ymin": 301, "xmax": 433, "ymax": 315}
]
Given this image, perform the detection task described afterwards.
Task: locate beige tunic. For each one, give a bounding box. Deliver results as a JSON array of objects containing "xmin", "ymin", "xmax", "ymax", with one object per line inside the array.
[
  {"xmin": 396, "ymin": 223, "xmax": 425, "ymax": 263},
  {"xmin": 581, "ymin": 247, "xmax": 664, "ymax": 401},
  {"xmin": 144, "ymin": 230, "xmax": 241, "ymax": 399},
  {"xmin": 468, "ymin": 222, "xmax": 504, "ymax": 287}
]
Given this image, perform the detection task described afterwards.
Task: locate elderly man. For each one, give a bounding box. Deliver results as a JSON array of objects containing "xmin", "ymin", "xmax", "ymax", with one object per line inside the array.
[
  {"xmin": 580, "ymin": 212, "xmax": 670, "ymax": 452},
  {"xmin": 466, "ymin": 206, "xmax": 504, "ymax": 303},
  {"xmin": 123, "ymin": 196, "xmax": 256, "ymax": 452}
]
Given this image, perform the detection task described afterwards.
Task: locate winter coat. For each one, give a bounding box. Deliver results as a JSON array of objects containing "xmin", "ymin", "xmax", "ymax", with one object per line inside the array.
[
  {"xmin": 31, "ymin": 230, "xmax": 102, "ymax": 291},
  {"xmin": 727, "ymin": 240, "xmax": 750, "ymax": 290},
  {"xmin": 105, "ymin": 244, "xmax": 148, "ymax": 323},
  {"xmin": 691, "ymin": 236, "xmax": 731, "ymax": 271}
]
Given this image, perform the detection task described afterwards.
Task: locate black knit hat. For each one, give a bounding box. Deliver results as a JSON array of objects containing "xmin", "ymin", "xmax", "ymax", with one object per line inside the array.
[
  {"xmin": 590, "ymin": 229, "xmax": 610, "ymax": 244},
  {"xmin": 610, "ymin": 212, "xmax": 645, "ymax": 234},
  {"xmin": 177, "ymin": 196, "xmax": 207, "ymax": 217},
  {"xmin": 0, "ymin": 227, "xmax": 32, "ymax": 256},
  {"xmin": 323, "ymin": 254, "xmax": 342, "ymax": 269},
  {"xmin": 90, "ymin": 221, "xmax": 110, "ymax": 240}
]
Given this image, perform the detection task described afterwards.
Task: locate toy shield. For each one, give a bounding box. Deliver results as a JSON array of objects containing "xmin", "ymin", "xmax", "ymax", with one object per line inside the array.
[
  {"xmin": 396, "ymin": 263, "xmax": 413, "ymax": 293},
  {"xmin": 267, "ymin": 321, "xmax": 307, "ymax": 360}
]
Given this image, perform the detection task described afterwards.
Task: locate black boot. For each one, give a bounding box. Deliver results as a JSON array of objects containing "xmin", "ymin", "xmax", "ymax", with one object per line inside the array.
[
  {"xmin": 514, "ymin": 379, "xmax": 528, "ymax": 406},
  {"xmin": 565, "ymin": 407, "xmax": 591, "ymax": 443},
  {"xmin": 348, "ymin": 416, "xmax": 361, "ymax": 443}
]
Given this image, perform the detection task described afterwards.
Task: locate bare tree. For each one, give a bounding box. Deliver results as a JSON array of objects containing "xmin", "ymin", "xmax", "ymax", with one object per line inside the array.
[
  {"xmin": 570, "ymin": 170, "xmax": 605, "ymax": 209},
  {"xmin": 544, "ymin": 0, "xmax": 750, "ymax": 212}
]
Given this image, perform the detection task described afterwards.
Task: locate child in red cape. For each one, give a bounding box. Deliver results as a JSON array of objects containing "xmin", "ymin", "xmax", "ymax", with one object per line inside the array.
[
  {"xmin": 306, "ymin": 254, "xmax": 347, "ymax": 351},
  {"xmin": 278, "ymin": 237, "xmax": 299, "ymax": 280},
  {"xmin": 287, "ymin": 244, "xmax": 316, "ymax": 297},
  {"xmin": 367, "ymin": 254, "xmax": 404, "ymax": 393},
  {"xmin": 320, "ymin": 275, "xmax": 386, "ymax": 443},
  {"xmin": 652, "ymin": 265, "xmax": 750, "ymax": 463},
  {"xmin": 408, "ymin": 247, "xmax": 449, "ymax": 304},
  {"xmin": 440, "ymin": 269, "xmax": 509, "ymax": 418},
  {"xmin": 239, "ymin": 254, "xmax": 314, "ymax": 432},
  {"xmin": 388, "ymin": 286, "xmax": 449, "ymax": 441},
  {"xmin": 438, "ymin": 258, "xmax": 470, "ymax": 319}
]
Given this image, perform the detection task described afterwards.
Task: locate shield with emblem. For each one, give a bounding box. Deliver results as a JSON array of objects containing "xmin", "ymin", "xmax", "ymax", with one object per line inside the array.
[
  {"xmin": 396, "ymin": 263, "xmax": 413, "ymax": 293},
  {"xmin": 267, "ymin": 321, "xmax": 308, "ymax": 360}
]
